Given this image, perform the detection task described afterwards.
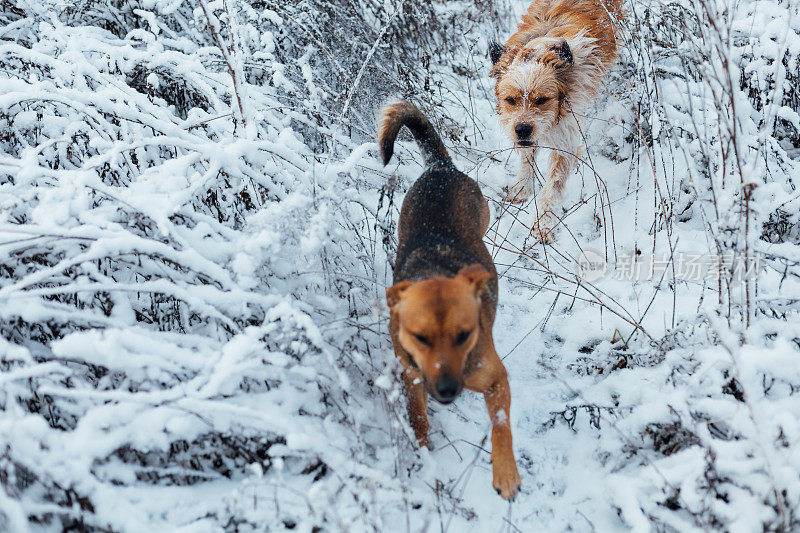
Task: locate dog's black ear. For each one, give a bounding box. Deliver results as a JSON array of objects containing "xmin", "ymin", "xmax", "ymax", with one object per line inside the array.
[
  {"xmin": 489, "ymin": 41, "xmax": 506, "ymax": 65},
  {"xmin": 552, "ymin": 40, "xmax": 573, "ymax": 66}
]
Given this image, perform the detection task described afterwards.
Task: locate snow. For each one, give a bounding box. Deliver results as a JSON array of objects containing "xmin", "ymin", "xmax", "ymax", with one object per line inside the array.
[{"xmin": 1, "ymin": 0, "xmax": 799, "ymax": 531}]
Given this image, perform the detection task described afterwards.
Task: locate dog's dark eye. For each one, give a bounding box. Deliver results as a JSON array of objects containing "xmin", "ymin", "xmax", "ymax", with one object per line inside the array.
[
  {"xmin": 534, "ymin": 97, "xmax": 550, "ymax": 105},
  {"xmin": 413, "ymin": 333, "xmax": 431, "ymax": 346},
  {"xmin": 454, "ymin": 330, "xmax": 473, "ymax": 346},
  {"xmin": 505, "ymin": 97, "xmax": 517, "ymax": 106}
]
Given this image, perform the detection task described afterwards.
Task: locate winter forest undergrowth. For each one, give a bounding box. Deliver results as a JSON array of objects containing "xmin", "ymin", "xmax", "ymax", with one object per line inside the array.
[{"xmin": 1, "ymin": 0, "xmax": 799, "ymax": 531}]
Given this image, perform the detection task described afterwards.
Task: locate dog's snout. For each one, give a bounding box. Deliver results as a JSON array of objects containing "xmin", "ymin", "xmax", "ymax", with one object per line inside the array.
[
  {"xmin": 434, "ymin": 377, "xmax": 461, "ymax": 404},
  {"xmin": 515, "ymin": 123, "xmax": 533, "ymax": 139}
]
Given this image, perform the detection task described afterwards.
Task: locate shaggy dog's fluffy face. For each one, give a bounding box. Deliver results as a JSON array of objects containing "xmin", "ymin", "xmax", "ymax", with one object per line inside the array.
[
  {"xmin": 493, "ymin": 41, "xmax": 572, "ymax": 148},
  {"xmin": 496, "ymin": 64, "xmax": 558, "ymax": 147}
]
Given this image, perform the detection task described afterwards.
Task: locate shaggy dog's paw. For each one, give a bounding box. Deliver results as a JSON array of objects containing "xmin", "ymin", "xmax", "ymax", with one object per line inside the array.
[
  {"xmin": 502, "ymin": 180, "xmax": 532, "ymax": 204},
  {"xmin": 530, "ymin": 212, "xmax": 557, "ymax": 243}
]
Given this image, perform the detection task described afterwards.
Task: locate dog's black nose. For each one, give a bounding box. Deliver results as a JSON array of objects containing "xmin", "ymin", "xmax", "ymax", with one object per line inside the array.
[
  {"xmin": 515, "ymin": 123, "xmax": 533, "ymax": 139},
  {"xmin": 435, "ymin": 378, "xmax": 460, "ymax": 403}
]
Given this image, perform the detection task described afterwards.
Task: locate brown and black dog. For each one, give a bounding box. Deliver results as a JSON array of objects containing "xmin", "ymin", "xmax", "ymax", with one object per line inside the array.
[{"xmin": 379, "ymin": 100, "xmax": 521, "ymax": 500}]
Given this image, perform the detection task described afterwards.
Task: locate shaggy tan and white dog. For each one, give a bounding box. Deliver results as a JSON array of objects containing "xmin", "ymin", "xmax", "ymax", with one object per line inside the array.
[{"xmin": 490, "ymin": 0, "xmax": 623, "ymax": 243}]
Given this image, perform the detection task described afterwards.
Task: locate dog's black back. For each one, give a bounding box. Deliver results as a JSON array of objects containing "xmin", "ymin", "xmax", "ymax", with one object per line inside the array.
[{"xmin": 378, "ymin": 101, "xmax": 498, "ymax": 310}]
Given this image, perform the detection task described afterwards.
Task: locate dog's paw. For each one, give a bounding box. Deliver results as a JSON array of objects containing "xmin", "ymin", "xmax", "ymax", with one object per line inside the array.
[
  {"xmin": 492, "ymin": 454, "xmax": 521, "ymax": 500},
  {"xmin": 531, "ymin": 225, "xmax": 555, "ymax": 244},
  {"xmin": 502, "ymin": 181, "xmax": 532, "ymax": 204},
  {"xmin": 530, "ymin": 212, "xmax": 557, "ymax": 244},
  {"xmin": 411, "ymin": 421, "xmax": 430, "ymax": 449}
]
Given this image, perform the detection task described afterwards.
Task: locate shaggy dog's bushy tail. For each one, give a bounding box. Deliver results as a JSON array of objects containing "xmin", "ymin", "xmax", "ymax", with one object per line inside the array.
[{"xmin": 378, "ymin": 100, "xmax": 451, "ymax": 168}]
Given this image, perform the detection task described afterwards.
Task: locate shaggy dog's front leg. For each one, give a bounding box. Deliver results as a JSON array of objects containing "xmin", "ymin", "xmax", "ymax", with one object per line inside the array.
[
  {"xmin": 504, "ymin": 147, "xmax": 537, "ymax": 204},
  {"xmin": 530, "ymin": 141, "xmax": 582, "ymax": 242}
]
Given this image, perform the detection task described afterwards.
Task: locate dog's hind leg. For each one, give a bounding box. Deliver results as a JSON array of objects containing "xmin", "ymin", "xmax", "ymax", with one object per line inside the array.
[{"xmin": 479, "ymin": 195, "xmax": 491, "ymax": 236}]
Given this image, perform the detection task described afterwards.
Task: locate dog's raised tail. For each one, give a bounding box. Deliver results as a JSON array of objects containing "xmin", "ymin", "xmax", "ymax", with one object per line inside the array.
[{"xmin": 378, "ymin": 100, "xmax": 451, "ymax": 168}]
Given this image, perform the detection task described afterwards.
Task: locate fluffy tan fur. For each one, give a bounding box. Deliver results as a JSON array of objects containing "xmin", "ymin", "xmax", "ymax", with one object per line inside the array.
[{"xmin": 492, "ymin": 0, "xmax": 623, "ymax": 242}]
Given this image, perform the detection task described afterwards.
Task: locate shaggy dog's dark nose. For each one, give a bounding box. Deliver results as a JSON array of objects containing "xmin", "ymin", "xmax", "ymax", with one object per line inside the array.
[
  {"xmin": 435, "ymin": 378, "xmax": 460, "ymax": 403},
  {"xmin": 515, "ymin": 123, "xmax": 533, "ymax": 139}
]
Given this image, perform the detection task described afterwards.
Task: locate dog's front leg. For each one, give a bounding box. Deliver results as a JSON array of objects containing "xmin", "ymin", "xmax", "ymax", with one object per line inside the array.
[
  {"xmin": 503, "ymin": 147, "xmax": 537, "ymax": 204},
  {"xmin": 402, "ymin": 368, "xmax": 429, "ymax": 448},
  {"xmin": 531, "ymin": 148, "xmax": 578, "ymax": 243},
  {"xmin": 483, "ymin": 368, "xmax": 521, "ymax": 500}
]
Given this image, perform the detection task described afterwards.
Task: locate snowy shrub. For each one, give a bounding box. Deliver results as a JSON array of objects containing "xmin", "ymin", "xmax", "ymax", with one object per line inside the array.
[
  {"xmin": 0, "ymin": 0, "xmax": 799, "ymax": 531},
  {"xmin": 566, "ymin": 0, "xmax": 800, "ymax": 530}
]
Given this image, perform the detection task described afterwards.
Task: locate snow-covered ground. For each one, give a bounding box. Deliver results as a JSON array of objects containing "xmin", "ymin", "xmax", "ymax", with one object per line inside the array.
[{"xmin": 1, "ymin": 0, "xmax": 799, "ymax": 531}]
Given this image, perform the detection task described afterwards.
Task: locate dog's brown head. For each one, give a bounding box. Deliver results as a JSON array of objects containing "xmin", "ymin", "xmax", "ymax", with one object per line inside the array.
[
  {"xmin": 490, "ymin": 39, "xmax": 573, "ymax": 147},
  {"xmin": 386, "ymin": 264, "xmax": 492, "ymax": 404}
]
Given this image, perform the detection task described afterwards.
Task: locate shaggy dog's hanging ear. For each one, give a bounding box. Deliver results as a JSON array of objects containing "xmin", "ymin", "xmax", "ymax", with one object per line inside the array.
[
  {"xmin": 550, "ymin": 40, "xmax": 574, "ymax": 126},
  {"xmin": 551, "ymin": 40, "xmax": 573, "ymax": 68},
  {"xmin": 489, "ymin": 41, "xmax": 506, "ymax": 65}
]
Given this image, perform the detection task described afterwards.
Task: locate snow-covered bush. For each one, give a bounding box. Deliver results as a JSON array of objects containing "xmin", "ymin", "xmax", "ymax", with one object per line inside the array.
[
  {"xmin": 0, "ymin": 0, "xmax": 414, "ymax": 529},
  {"xmin": 563, "ymin": 0, "xmax": 800, "ymax": 529},
  {"xmin": 0, "ymin": 0, "xmax": 798, "ymax": 530}
]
